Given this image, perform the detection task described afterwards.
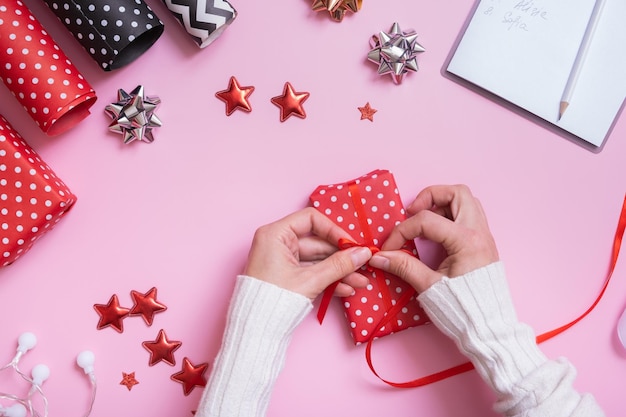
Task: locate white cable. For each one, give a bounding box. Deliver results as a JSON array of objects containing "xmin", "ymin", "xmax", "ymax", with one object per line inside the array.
[
  {"xmin": 1, "ymin": 336, "xmax": 96, "ymax": 417},
  {"xmin": 76, "ymin": 351, "xmax": 96, "ymax": 417}
]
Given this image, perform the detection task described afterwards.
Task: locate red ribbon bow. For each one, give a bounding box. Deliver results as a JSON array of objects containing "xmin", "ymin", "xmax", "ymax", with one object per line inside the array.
[
  {"xmin": 317, "ymin": 237, "xmax": 416, "ymax": 336},
  {"xmin": 337, "ymin": 238, "xmax": 379, "ymax": 270}
]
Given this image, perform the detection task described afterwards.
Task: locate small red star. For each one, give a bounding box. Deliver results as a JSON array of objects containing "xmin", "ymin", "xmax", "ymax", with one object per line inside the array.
[
  {"xmin": 94, "ymin": 294, "xmax": 130, "ymax": 333},
  {"xmin": 142, "ymin": 329, "xmax": 182, "ymax": 366},
  {"xmin": 358, "ymin": 102, "xmax": 377, "ymax": 122},
  {"xmin": 129, "ymin": 287, "xmax": 167, "ymax": 326},
  {"xmin": 120, "ymin": 372, "xmax": 139, "ymax": 391},
  {"xmin": 171, "ymin": 357, "xmax": 209, "ymax": 396},
  {"xmin": 215, "ymin": 76, "xmax": 255, "ymax": 116},
  {"xmin": 270, "ymin": 82, "xmax": 310, "ymax": 122}
]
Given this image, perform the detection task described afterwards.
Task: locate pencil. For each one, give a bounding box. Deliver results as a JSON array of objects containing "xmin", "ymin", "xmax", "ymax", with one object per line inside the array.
[{"xmin": 559, "ymin": 0, "xmax": 607, "ymax": 120}]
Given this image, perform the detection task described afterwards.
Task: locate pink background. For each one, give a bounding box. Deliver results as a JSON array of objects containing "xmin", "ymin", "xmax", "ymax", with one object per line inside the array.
[{"xmin": 1, "ymin": 0, "xmax": 625, "ymax": 416}]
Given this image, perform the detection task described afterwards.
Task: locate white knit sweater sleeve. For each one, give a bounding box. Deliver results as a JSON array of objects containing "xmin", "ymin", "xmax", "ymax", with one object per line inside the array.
[
  {"xmin": 418, "ymin": 261, "xmax": 605, "ymax": 417},
  {"xmin": 195, "ymin": 275, "xmax": 312, "ymax": 417}
]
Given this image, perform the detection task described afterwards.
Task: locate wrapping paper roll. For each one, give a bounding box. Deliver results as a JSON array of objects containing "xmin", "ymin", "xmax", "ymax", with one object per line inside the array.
[
  {"xmin": 0, "ymin": 114, "xmax": 77, "ymax": 267},
  {"xmin": 42, "ymin": 0, "xmax": 164, "ymax": 71},
  {"xmin": 162, "ymin": 0, "xmax": 236, "ymax": 48},
  {"xmin": 0, "ymin": 0, "xmax": 97, "ymax": 135}
]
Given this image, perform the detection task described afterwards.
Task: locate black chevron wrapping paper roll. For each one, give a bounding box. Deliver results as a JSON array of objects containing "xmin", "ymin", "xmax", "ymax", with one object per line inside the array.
[
  {"xmin": 162, "ymin": 0, "xmax": 237, "ymax": 48},
  {"xmin": 41, "ymin": 0, "xmax": 164, "ymax": 71}
]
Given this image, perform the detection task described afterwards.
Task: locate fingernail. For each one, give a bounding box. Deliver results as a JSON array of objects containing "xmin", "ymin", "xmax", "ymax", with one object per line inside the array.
[
  {"xmin": 350, "ymin": 247, "xmax": 372, "ymax": 267},
  {"xmin": 368, "ymin": 254, "xmax": 390, "ymax": 270}
]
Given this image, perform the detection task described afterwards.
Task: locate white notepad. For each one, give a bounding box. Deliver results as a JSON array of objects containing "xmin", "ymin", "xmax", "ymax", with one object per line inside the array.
[{"xmin": 447, "ymin": 0, "xmax": 626, "ymax": 149}]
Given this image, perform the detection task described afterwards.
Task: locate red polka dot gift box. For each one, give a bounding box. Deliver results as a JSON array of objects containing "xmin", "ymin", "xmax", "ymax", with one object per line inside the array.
[
  {"xmin": 0, "ymin": 115, "xmax": 76, "ymax": 267},
  {"xmin": 310, "ymin": 170, "xmax": 430, "ymax": 344}
]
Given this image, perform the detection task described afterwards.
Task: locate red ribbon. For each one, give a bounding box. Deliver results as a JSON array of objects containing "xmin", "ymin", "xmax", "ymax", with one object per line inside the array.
[
  {"xmin": 366, "ymin": 194, "xmax": 626, "ymax": 388},
  {"xmin": 338, "ymin": 238, "xmax": 380, "ymax": 264},
  {"xmin": 316, "ymin": 238, "xmax": 376, "ymax": 324}
]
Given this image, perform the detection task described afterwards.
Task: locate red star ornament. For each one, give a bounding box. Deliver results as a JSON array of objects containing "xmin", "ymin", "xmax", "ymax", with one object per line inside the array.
[
  {"xmin": 270, "ymin": 82, "xmax": 310, "ymax": 122},
  {"xmin": 171, "ymin": 357, "xmax": 209, "ymax": 396},
  {"xmin": 120, "ymin": 372, "xmax": 139, "ymax": 391},
  {"xmin": 215, "ymin": 76, "xmax": 255, "ymax": 116},
  {"xmin": 129, "ymin": 287, "xmax": 167, "ymax": 326},
  {"xmin": 358, "ymin": 102, "xmax": 377, "ymax": 122},
  {"xmin": 94, "ymin": 294, "xmax": 130, "ymax": 333},
  {"xmin": 142, "ymin": 329, "xmax": 182, "ymax": 366}
]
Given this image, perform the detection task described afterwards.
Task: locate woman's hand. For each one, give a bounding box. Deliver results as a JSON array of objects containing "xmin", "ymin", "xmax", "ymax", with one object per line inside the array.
[
  {"xmin": 244, "ymin": 207, "xmax": 372, "ymax": 300},
  {"xmin": 368, "ymin": 185, "xmax": 499, "ymax": 293}
]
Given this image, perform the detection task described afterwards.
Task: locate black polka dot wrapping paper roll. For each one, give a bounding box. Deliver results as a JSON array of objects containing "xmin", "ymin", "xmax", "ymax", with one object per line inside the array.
[
  {"xmin": 0, "ymin": 115, "xmax": 77, "ymax": 267},
  {"xmin": 161, "ymin": 0, "xmax": 236, "ymax": 48},
  {"xmin": 41, "ymin": 0, "xmax": 164, "ymax": 71},
  {"xmin": 0, "ymin": 0, "xmax": 97, "ymax": 135}
]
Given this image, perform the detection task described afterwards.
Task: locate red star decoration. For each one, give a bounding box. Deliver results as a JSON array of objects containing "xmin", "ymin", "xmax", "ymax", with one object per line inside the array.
[
  {"xmin": 142, "ymin": 329, "xmax": 182, "ymax": 366},
  {"xmin": 270, "ymin": 82, "xmax": 310, "ymax": 122},
  {"xmin": 215, "ymin": 76, "xmax": 255, "ymax": 116},
  {"xmin": 358, "ymin": 102, "xmax": 377, "ymax": 122},
  {"xmin": 120, "ymin": 372, "xmax": 139, "ymax": 391},
  {"xmin": 171, "ymin": 357, "xmax": 209, "ymax": 396},
  {"xmin": 129, "ymin": 287, "xmax": 167, "ymax": 326},
  {"xmin": 94, "ymin": 294, "xmax": 130, "ymax": 333}
]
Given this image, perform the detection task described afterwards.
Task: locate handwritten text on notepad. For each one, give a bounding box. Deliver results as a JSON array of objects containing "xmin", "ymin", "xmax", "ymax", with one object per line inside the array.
[{"xmin": 483, "ymin": 0, "xmax": 549, "ymax": 32}]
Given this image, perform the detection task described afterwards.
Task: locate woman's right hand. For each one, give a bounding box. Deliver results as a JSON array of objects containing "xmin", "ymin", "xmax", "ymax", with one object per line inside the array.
[{"xmin": 368, "ymin": 185, "xmax": 500, "ymax": 293}]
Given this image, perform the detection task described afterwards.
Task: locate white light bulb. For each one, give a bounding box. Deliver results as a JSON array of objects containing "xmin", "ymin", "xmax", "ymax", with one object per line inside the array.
[
  {"xmin": 3, "ymin": 404, "xmax": 27, "ymax": 417},
  {"xmin": 32, "ymin": 364, "xmax": 50, "ymax": 386},
  {"xmin": 76, "ymin": 350, "xmax": 95, "ymax": 375},
  {"xmin": 618, "ymin": 308, "xmax": 626, "ymax": 349},
  {"xmin": 17, "ymin": 332, "xmax": 37, "ymax": 353}
]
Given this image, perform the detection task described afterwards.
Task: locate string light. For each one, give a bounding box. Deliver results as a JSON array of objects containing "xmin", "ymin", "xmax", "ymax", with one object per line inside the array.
[{"xmin": 0, "ymin": 333, "xmax": 96, "ymax": 417}]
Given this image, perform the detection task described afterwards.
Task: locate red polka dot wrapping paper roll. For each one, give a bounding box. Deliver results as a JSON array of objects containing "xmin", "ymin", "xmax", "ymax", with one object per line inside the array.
[
  {"xmin": 309, "ymin": 170, "xmax": 430, "ymax": 344},
  {"xmin": 0, "ymin": 0, "xmax": 97, "ymax": 135},
  {"xmin": 161, "ymin": 0, "xmax": 236, "ymax": 48},
  {"xmin": 41, "ymin": 0, "xmax": 164, "ymax": 71},
  {"xmin": 0, "ymin": 115, "xmax": 77, "ymax": 267}
]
